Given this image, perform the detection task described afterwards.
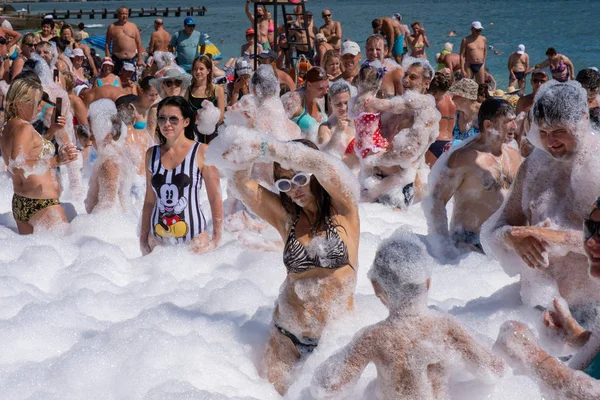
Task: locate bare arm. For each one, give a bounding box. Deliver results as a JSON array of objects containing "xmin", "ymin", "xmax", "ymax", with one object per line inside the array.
[
  {"xmin": 105, "ymin": 25, "xmax": 112, "ymax": 56},
  {"xmin": 215, "ymin": 85, "xmax": 225, "ymax": 124},
  {"xmin": 317, "ymin": 123, "xmax": 333, "ymax": 147},
  {"xmin": 423, "ymin": 34, "xmax": 430, "ymax": 48},
  {"xmin": 148, "ymin": 33, "xmax": 156, "ymax": 56},
  {"xmin": 459, "ymin": 38, "xmax": 467, "ymax": 73},
  {"xmin": 140, "ymin": 148, "xmax": 156, "ymax": 255},
  {"xmin": 525, "ymin": 54, "xmax": 530, "ymax": 74},
  {"xmin": 311, "ymin": 329, "xmax": 373, "ymax": 398},
  {"xmin": 82, "ymin": 45, "xmax": 98, "ymax": 77},
  {"xmin": 332, "ymin": 21, "xmax": 342, "ymax": 41},
  {"xmin": 482, "ymin": 37, "xmax": 487, "ymax": 65},
  {"xmin": 10, "ymin": 57, "xmax": 24, "ymax": 81},
  {"xmin": 382, "ymin": 23, "xmax": 394, "ymax": 54},
  {"xmin": 95, "ymin": 159, "xmax": 120, "ymax": 211},
  {"xmin": 245, "ymin": 2, "xmax": 254, "ymax": 23},
  {"xmin": 135, "ymin": 28, "xmax": 145, "ymax": 65},
  {"xmin": 3, "ymin": 28, "xmax": 22, "ymax": 49},
  {"xmin": 563, "ymin": 56, "xmax": 575, "ymax": 80},
  {"xmin": 448, "ymin": 318, "xmax": 506, "ymax": 383},
  {"xmin": 508, "ymin": 56, "xmax": 515, "ymax": 78}
]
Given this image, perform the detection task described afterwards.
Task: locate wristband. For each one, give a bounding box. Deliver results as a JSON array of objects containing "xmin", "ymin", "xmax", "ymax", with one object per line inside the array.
[{"xmin": 260, "ymin": 140, "xmax": 268, "ymax": 159}]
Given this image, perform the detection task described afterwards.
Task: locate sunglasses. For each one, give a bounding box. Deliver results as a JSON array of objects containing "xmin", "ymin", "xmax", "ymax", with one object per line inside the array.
[
  {"xmin": 157, "ymin": 115, "xmax": 182, "ymax": 126},
  {"xmin": 532, "ymin": 79, "xmax": 548, "ymax": 84},
  {"xmin": 584, "ymin": 219, "xmax": 600, "ymax": 240},
  {"xmin": 323, "ymin": 14, "xmax": 332, "ymax": 17},
  {"xmin": 23, "ymin": 42, "xmax": 35, "ymax": 48},
  {"xmin": 163, "ymin": 79, "xmax": 182, "ymax": 88},
  {"xmin": 275, "ymin": 172, "xmax": 312, "ymax": 192}
]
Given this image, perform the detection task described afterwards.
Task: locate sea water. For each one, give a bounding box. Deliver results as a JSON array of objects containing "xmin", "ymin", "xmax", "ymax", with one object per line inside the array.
[{"xmin": 13, "ymin": 0, "xmax": 600, "ymax": 90}]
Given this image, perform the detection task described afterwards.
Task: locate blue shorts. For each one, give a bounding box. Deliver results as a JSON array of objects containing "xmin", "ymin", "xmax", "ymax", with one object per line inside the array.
[{"xmin": 391, "ymin": 35, "xmax": 404, "ymax": 56}]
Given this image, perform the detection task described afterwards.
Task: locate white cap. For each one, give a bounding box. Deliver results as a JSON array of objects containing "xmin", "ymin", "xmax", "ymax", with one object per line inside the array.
[
  {"xmin": 516, "ymin": 44, "xmax": 525, "ymax": 54},
  {"xmin": 44, "ymin": 14, "xmax": 54, "ymax": 20},
  {"xmin": 341, "ymin": 40, "xmax": 361, "ymax": 56},
  {"xmin": 471, "ymin": 21, "xmax": 483, "ymax": 30},
  {"xmin": 70, "ymin": 48, "xmax": 84, "ymax": 58},
  {"xmin": 122, "ymin": 62, "xmax": 136, "ymax": 72},
  {"xmin": 74, "ymin": 84, "xmax": 89, "ymax": 96}
]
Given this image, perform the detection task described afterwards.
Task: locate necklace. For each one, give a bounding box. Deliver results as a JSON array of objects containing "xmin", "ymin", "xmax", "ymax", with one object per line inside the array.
[{"xmin": 494, "ymin": 152, "xmax": 510, "ymax": 189}]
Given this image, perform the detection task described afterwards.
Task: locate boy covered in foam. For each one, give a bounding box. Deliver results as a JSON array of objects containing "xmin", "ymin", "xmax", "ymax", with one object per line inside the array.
[{"xmin": 311, "ymin": 230, "xmax": 506, "ymax": 400}]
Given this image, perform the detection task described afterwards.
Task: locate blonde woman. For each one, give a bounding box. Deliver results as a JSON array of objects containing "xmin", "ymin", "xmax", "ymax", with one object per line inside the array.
[{"xmin": 0, "ymin": 77, "xmax": 78, "ymax": 233}]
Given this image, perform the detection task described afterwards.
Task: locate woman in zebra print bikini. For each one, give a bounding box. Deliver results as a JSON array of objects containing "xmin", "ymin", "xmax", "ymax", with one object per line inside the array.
[{"xmin": 225, "ymin": 135, "xmax": 360, "ymax": 394}]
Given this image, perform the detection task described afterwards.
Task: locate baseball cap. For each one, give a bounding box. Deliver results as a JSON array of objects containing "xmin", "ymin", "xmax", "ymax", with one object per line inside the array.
[
  {"xmin": 122, "ymin": 62, "xmax": 136, "ymax": 72},
  {"xmin": 70, "ymin": 48, "xmax": 84, "ymax": 58},
  {"xmin": 516, "ymin": 44, "xmax": 525, "ymax": 55},
  {"xmin": 235, "ymin": 57, "xmax": 252, "ymax": 76},
  {"xmin": 184, "ymin": 17, "xmax": 195, "ymax": 26},
  {"xmin": 531, "ymin": 68, "xmax": 548, "ymax": 77},
  {"xmin": 341, "ymin": 40, "xmax": 361, "ymax": 56},
  {"xmin": 393, "ymin": 13, "xmax": 402, "ymax": 22},
  {"xmin": 245, "ymin": 28, "xmax": 254, "ymax": 36},
  {"xmin": 101, "ymin": 57, "xmax": 114, "ymax": 67},
  {"xmin": 471, "ymin": 21, "xmax": 483, "ymax": 30},
  {"xmin": 449, "ymin": 78, "xmax": 478, "ymax": 101},
  {"xmin": 258, "ymin": 49, "xmax": 278, "ymax": 59},
  {"xmin": 74, "ymin": 84, "xmax": 89, "ymax": 96}
]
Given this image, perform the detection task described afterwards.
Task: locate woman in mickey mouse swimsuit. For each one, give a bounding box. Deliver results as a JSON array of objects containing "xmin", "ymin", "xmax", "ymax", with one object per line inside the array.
[{"xmin": 139, "ymin": 96, "xmax": 223, "ymax": 255}]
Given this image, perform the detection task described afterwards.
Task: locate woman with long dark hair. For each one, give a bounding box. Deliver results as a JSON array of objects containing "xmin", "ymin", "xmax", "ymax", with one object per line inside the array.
[
  {"xmin": 139, "ymin": 96, "xmax": 222, "ymax": 255},
  {"xmin": 218, "ymin": 133, "xmax": 359, "ymax": 394}
]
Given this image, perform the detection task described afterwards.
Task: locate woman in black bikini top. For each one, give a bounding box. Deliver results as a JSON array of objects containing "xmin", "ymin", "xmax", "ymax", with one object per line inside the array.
[{"xmin": 226, "ymin": 137, "xmax": 359, "ymax": 395}]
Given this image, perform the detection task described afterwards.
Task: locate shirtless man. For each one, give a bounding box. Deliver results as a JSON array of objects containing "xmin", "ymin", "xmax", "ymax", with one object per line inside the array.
[
  {"xmin": 257, "ymin": 50, "xmax": 296, "ymax": 91},
  {"xmin": 148, "ymin": 19, "xmax": 171, "ymax": 56},
  {"xmin": 105, "ymin": 7, "xmax": 145, "ymax": 79},
  {"xmin": 514, "ymin": 69, "xmax": 549, "ymax": 156},
  {"xmin": 508, "ymin": 44, "xmax": 530, "ymax": 91},
  {"xmin": 424, "ymin": 98, "xmax": 521, "ymax": 259},
  {"xmin": 364, "ymin": 34, "xmax": 403, "ymax": 98},
  {"xmin": 319, "ymin": 10, "xmax": 342, "ymax": 51},
  {"xmin": 425, "ymin": 72, "xmax": 456, "ymax": 166},
  {"xmin": 481, "ymin": 81, "xmax": 600, "ymax": 309},
  {"xmin": 460, "ymin": 21, "xmax": 487, "ymax": 84},
  {"xmin": 312, "ymin": 231, "xmax": 506, "ymax": 399},
  {"xmin": 79, "ymin": 85, "xmax": 126, "ymax": 107},
  {"xmin": 245, "ymin": 2, "xmax": 270, "ymax": 50},
  {"xmin": 360, "ymin": 61, "xmax": 439, "ymax": 209},
  {"xmin": 371, "ymin": 17, "xmax": 404, "ymax": 64}
]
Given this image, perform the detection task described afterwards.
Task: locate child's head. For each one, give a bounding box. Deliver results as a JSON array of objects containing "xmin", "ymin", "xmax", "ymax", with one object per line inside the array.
[
  {"xmin": 368, "ymin": 229, "xmax": 432, "ymax": 309},
  {"xmin": 356, "ymin": 62, "xmax": 383, "ymax": 93}
]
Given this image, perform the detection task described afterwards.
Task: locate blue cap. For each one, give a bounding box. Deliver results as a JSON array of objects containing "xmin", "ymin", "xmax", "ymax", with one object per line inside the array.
[{"xmin": 184, "ymin": 17, "xmax": 195, "ymax": 26}]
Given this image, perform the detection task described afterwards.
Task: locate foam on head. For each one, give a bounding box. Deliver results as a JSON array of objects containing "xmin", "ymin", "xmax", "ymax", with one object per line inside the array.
[
  {"xmin": 88, "ymin": 99, "xmax": 126, "ymax": 151},
  {"xmin": 250, "ymin": 65, "xmax": 279, "ymax": 101},
  {"xmin": 402, "ymin": 56, "xmax": 435, "ymax": 82},
  {"xmin": 367, "ymin": 228, "xmax": 432, "ymax": 307}
]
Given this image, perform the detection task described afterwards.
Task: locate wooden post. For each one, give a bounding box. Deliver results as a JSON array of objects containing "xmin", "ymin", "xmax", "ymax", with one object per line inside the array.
[
  {"xmin": 90, "ymin": 9, "xmax": 95, "ymax": 19},
  {"xmin": 176, "ymin": 7, "xmax": 181, "ymax": 17},
  {"xmin": 152, "ymin": 8, "xmax": 157, "ymax": 16},
  {"xmin": 77, "ymin": 10, "xmax": 83, "ymax": 19},
  {"xmin": 163, "ymin": 8, "xmax": 169, "ymax": 17},
  {"xmin": 187, "ymin": 8, "xmax": 192, "ymax": 16},
  {"xmin": 139, "ymin": 8, "xmax": 144, "ymax": 17},
  {"xmin": 102, "ymin": 8, "xmax": 107, "ymax": 19},
  {"xmin": 65, "ymin": 10, "xmax": 70, "ymax": 19}
]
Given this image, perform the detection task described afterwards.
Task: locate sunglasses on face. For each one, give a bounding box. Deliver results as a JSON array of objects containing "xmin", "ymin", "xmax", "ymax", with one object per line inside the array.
[
  {"xmin": 584, "ymin": 219, "xmax": 600, "ymax": 240},
  {"xmin": 163, "ymin": 79, "xmax": 182, "ymax": 88},
  {"xmin": 157, "ymin": 115, "xmax": 182, "ymax": 126},
  {"xmin": 23, "ymin": 42, "xmax": 35, "ymax": 48},
  {"xmin": 323, "ymin": 14, "xmax": 332, "ymax": 17},
  {"xmin": 275, "ymin": 172, "xmax": 312, "ymax": 192}
]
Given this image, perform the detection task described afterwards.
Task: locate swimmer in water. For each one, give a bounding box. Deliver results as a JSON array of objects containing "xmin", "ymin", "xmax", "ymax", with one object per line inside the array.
[
  {"xmin": 482, "ymin": 81, "xmax": 600, "ymax": 310},
  {"xmin": 209, "ymin": 129, "xmax": 359, "ymax": 394},
  {"xmin": 312, "ymin": 230, "xmax": 506, "ymax": 399},
  {"xmin": 424, "ymin": 98, "xmax": 521, "ymax": 259},
  {"xmin": 494, "ymin": 197, "xmax": 600, "ymax": 399},
  {"xmin": 359, "ymin": 59, "xmax": 440, "ymax": 209},
  {"xmin": 317, "ymin": 81, "xmax": 358, "ymax": 171}
]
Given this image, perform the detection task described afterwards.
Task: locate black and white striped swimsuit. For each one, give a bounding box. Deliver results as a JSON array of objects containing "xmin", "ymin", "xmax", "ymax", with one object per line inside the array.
[
  {"xmin": 149, "ymin": 143, "xmax": 206, "ymax": 244},
  {"xmin": 283, "ymin": 212, "xmax": 352, "ymax": 274}
]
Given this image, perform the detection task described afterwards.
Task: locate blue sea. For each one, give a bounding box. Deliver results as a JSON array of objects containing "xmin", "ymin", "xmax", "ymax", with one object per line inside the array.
[{"xmin": 13, "ymin": 0, "xmax": 599, "ymax": 90}]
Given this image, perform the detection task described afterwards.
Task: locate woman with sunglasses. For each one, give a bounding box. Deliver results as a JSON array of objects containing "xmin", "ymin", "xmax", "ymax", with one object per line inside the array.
[
  {"xmin": 140, "ymin": 96, "xmax": 222, "ymax": 255},
  {"xmin": 282, "ymin": 66, "xmax": 329, "ymax": 143},
  {"xmin": 1, "ymin": 77, "xmax": 78, "ymax": 234},
  {"xmin": 494, "ymin": 197, "xmax": 600, "ymax": 398},
  {"xmin": 10, "ymin": 33, "xmax": 35, "ymax": 82},
  {"xmin": 218, "ymin": 132, "xmax": 358, "ymax": 394},
  {"xmin": 147, "ymin": 68, "xmax": 192, "ymax": 136}
]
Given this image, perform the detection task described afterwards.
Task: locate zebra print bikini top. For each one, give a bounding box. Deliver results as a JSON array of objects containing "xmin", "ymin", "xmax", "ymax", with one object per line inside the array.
[{"xmin": 283, "ymin": 212, "xmax": 352, "ymax": 275}]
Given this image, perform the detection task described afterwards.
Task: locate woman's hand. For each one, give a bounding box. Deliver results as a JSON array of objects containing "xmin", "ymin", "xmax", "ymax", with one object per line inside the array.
[
  {"xmin": 543, "ymin": 297, "xmax": 591, "ymax": 348},
  {"xmin": 48, "ymin": 114, "xmax": 66, "ymax": 134},
  {"xmin": 140, "ymin": 236, "xmax": 152, "ymax": 256},
  {"xmin": 56, "ymin": 144, "xmax": 79, "ymax": 166},
  {"xmin": 189, "ymin": 231, "xmax": 217, "ymax": 254}
]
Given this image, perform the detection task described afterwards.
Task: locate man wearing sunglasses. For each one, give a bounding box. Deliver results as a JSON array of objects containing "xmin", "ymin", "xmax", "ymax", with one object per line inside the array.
[
  {"xmin": 459, "ymin": 21, "xmax": 487, "ymax": 84},
  {"xmin": 483, "ymin": 81, "xmax": 600, "ymax": 310},
  {"xmin": 318, "ymin": 10, "xmax": 342, "ymax": 51}
]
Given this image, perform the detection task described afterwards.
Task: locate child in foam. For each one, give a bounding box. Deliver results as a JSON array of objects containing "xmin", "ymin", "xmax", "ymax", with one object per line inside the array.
[
  {"xmin": 494, "ymin": 197, "xmax": 600, "ymax": 400},
  {"xmin": 205, "ymin": 127, "xmax": 360, "ymax": 395},
  {"xmin": 312, "ymin": 230, "xmax": 506, "ymax": 399}
]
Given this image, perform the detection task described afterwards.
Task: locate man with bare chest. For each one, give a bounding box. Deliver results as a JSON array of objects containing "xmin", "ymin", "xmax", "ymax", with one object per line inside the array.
[
  {"xmin": 148, "ymin": 19, "xmax": 171, "ymax": 56},
  {"xmin": 245, "ymin": 3, "xmax": 271, "ymax": 50},
  {"xmin": 372, "ymin": 17, "xmax": 404, "ymax": 64},
  {"xmin": 460, "ymin": 21, "xmax": 487, "ymax": 84},
  {"xmin": 508, "ymin": 44, "xmax": 530, "ymax": 91},
  {"xmin": 319, "ymin": 10, "xmax": 342, "ymax": 51},
  {"xmin": 105, "ymin": 7, "xmax": 145, "ymax": 80},
  {"xmin": 424, "ymin": 98, "xmax": 521, "ymax": 257}
]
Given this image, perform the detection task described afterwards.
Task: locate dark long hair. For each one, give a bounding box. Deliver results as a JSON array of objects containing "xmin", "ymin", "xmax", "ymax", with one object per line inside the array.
[
  {"xmin": 156, "ymin": 96, "xmax": 196, "ymax": 145},
  {"xmin": 273, "ymin": 139, "xmax": 337, "ymax": 232}
]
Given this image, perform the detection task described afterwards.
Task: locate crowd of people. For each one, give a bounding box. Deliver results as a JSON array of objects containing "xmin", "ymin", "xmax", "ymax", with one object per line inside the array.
[{"xmin": 1, "ymin": 4, "xmax": 600, "ymax": 399}]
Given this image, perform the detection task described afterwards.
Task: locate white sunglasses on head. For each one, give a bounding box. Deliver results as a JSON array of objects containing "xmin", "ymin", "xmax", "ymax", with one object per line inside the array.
[{"xmin": 275, "ymin": 172, "xmax": 312, "ymax": 192}]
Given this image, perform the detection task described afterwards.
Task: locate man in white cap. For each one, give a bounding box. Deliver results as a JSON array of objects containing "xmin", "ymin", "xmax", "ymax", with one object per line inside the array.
[
  {"xmin": 335, "ymin": 40, "xmax": 362, "ymax": 85},
  {"xmin": 459, "ymin": 21, "xmax": 487, "ymax": 84},
  {"xmin": 120, "ymin": 62, "xmax": 138, "ymax": 95},
  {"xmin": 508, "ymin": 44, "xmax": 530, "ymax": 91}
]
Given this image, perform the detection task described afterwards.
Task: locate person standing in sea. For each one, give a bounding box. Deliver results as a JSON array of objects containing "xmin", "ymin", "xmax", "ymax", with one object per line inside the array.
[
  {"xmin": 460, "ymin": 21, "xmax": 487, "ymax": 84},
  {"xmin": 105, "ymin": 7, "xmax": 145, "ymax": 80}
]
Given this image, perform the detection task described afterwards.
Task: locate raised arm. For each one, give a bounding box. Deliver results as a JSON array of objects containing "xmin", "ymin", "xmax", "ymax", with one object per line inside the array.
[
  {"xmin": 2, "ymin": 27, "xmax": 22, "ymax": 49},
  {"xmin": 245, "ymin": 1, "xmax": 255, "ymax": 23},
  {"xmin": 311, "ymin": 329, "xmax": 373, "ymax": 399}
]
